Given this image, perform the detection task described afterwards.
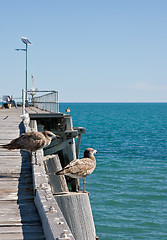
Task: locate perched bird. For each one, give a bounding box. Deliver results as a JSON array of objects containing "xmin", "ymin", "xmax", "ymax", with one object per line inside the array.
[
  {"xmin": 20, "ymin": 113, "xmax": 30, "ymax": 126},
  {"xmin": 66, "ymin": 107, "xmax": 70, "ymax": 113},
  {"xmin": 0, "ymin": 131, "xmax": 57, "ymax": 152},
  {"xmin": 55, "ymin": 148, "xmax": 97, "ymax": 193}
]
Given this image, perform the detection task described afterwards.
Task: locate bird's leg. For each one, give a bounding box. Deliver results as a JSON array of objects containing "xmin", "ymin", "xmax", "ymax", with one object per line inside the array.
[
  {"xmin": 83, "ymin": 178, "xmax": 90, "ymax": 194},
  {"xmin": 83, "ymin": 178, "xmax": 86, "ymax": 192},
  {"xmin": 76, "ymin": 179, "xmax": 80, "ymax": 192},
  {"xmin": 35, "ymin": 151, "xmax": 37, "ymax": 165}
]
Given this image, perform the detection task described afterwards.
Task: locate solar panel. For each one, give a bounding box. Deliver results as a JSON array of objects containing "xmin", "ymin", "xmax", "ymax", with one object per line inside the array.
[{"xmin": 21, "ymin": 37, "xmax": 32, "ymax": 45}]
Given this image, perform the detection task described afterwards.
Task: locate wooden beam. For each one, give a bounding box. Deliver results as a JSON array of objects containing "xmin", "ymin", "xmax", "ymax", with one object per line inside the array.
[
  {"xmin": 44, "ymin": 139, "xmax": 74, "ymax": 155},
  {"xmin": 29, "ymin": 120, "xmax": 75, "ymax": 240},
  {"xmin": 55, "ymin": 192, "xmax": 97, "ymax": 240},
  {"xmin": 43, "ymin": 154, "xmax": 69, "ymax": 193}
]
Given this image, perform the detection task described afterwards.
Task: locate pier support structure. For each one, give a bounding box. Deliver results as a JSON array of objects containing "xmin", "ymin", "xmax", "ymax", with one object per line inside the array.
[{"xmin": 25, "ymin": 111, "xmax": 96, "ymax": 240}]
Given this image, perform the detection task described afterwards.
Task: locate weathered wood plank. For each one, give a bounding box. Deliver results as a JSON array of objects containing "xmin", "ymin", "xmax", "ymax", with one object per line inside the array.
[
  {"xmin": 0, "ymin": 227, "xmax": 46, "ymax": 240},
  {"xmin": 55, "ymin": 192, "xmax": 96, "ymax": 240},
  {"xmin": 29, "ymin": 134, "xmax": 74, "ymax": 239},
  {"xmin": 0, "ymin": 107, "xmax": 46, "ymax": 240},
  {"xmin": 44, "ymin": 154, "xmax": 69, "ymax": 193},
  {"xmin": 44, "ymin": 139, "xmax": 74, "ymax": 155}
]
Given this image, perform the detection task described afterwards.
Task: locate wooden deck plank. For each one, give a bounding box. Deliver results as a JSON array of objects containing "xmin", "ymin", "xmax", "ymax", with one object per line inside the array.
[{"xmin": 0, "ymin": 107, "xmax": 45, "ymax": 240}]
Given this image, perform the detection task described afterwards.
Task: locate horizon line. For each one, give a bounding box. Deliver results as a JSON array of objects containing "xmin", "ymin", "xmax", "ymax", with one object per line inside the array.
[{"xmin": 60, "ymin": 101, "xmax": 167, "ymax": 103}]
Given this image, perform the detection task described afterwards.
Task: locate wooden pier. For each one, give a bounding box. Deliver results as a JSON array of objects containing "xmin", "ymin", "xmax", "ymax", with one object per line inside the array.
[
  {"xmin": 0, "ymin": 108, "xmax": 45, "ymax": 240},
  {"xmin": 0, "ymin": 106, "xmax": 97, "ymax": 240}
]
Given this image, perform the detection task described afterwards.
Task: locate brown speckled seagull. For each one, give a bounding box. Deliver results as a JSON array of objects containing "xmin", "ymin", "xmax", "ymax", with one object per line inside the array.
[
  {"xmin": 55, "ymin": 148, "xmax": 97, "ymax": 193},
  {"xmin": 0, "ymin": 131, "xmax": 57, "ymax": 152}
]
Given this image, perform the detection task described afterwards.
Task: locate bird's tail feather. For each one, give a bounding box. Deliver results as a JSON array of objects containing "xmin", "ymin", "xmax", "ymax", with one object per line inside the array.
[
  {"xmin": 0, "ymin": 144, "xmax": 15, "ymax": 150},
  {"xmin": 0, "ymin": 144, "xmax": 8, "ymax": 148}
]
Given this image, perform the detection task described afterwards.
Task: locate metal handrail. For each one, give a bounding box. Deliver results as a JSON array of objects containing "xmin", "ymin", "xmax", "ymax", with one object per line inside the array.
[{"xmin": 22, "ymin": 89, "xmax": 59, "ymax": 114}]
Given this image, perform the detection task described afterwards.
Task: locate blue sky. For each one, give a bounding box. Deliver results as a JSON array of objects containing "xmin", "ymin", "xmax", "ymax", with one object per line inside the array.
[{"xmin": 0, "ymin": 0, "xmax": 167, "ymax": 102}]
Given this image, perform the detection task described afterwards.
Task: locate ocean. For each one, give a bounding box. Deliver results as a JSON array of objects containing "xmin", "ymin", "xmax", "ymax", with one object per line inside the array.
[{"xmin": 60, "ymin": 103, "xmax": 167, "ymax": 240}]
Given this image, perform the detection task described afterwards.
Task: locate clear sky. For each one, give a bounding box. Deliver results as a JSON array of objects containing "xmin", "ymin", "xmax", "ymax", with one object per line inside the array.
[{"xmin": 0, "ymin": 0, "xmax": 167, "ymax": 102}]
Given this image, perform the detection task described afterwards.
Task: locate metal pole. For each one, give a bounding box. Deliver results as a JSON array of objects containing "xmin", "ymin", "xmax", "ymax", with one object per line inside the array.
[
  {"xmin": 57, "ymin": 91, "xmax": 59, "ymax": 112},
  {"xmin": 22, "ymin": 89, "xmax": 25, "ymax": 115},
  {"xmin": 25, "ymin": 44, "xmax": 28, "ymax": 106}
]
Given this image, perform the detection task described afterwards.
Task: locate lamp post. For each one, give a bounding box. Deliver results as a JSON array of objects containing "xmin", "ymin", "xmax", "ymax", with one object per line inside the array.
[{"xmin": 15, "ymin": 37, "xmax": 32, "ymax": 106}]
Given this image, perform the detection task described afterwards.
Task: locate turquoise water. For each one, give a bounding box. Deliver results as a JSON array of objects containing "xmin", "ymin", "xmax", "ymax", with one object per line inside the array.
[{"xmin": 60, "ymin": 103, "xmax": 167, "ymax": 240}]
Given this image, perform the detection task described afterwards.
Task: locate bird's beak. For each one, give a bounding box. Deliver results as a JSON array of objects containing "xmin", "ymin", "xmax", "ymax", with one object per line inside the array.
[
  {"xmin": 53, "ymin": 134, "xmax": 61, "ymax": 139},
  {"xmin": 94, "ymin": 149, "xmax": 97, "ymax": 154}
]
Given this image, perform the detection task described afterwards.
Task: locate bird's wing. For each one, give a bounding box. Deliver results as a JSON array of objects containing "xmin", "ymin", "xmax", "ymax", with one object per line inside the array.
[
  {"xmin": 10, "ymin": 134, "xmax": 46, "ymax": 151},
  {"xmin": 24, "ymin": 132, "xmax": 44, "ymax": 140},
  {"xmin": 62, "ymin": 158, "xmax": 95, "ymax": 175}
]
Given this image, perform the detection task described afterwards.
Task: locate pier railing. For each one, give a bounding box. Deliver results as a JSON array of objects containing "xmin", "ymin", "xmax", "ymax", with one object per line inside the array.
[{"xmin": 22, "ymin": 90, "xmax": 59, "ymax": 113}]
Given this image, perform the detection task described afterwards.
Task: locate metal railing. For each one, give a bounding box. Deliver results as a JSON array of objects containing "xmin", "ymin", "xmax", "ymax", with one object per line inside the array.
[{"xmin": 22, "ymin": 89, "xmax": 59, "ymax": 114}]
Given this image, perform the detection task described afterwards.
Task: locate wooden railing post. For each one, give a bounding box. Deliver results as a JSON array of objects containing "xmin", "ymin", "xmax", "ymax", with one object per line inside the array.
[{"xmin": 62, "ymin": 115, "xmax": 80, "ymax": 192}]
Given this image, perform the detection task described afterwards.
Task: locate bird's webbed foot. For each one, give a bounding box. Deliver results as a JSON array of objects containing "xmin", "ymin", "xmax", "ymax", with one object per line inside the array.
[{"xmin": 83, "ymin": 190, "xmax": 90, "ymax": 195}]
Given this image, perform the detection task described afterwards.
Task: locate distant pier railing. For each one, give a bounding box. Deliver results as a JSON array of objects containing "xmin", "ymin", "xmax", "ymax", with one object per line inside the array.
[{"xmin": 26, "ymin": 90, "xmax": 59, "ymax": 113}]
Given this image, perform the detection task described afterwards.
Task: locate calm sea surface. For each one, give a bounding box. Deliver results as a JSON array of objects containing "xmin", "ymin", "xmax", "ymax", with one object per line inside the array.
[{"xmin": 60, "ymin": 103, "xmax": 167, "ymax": 240}]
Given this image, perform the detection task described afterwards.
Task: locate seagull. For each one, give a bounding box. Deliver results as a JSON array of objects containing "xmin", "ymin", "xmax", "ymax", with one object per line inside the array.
[
  {"xmin": 55, "ymin": 148, "xmax": 97, "ymax": 193},
  {"xmin": 66, "ymin": 107, "xmax": 70, "ymax": 113},
  {"xmin": 20, "ymin": 113, "xmax": 30, "ymax": 126},
  {"xmin": 0, "ymin": 131, "xmax": 58, "ymax": 152}
]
